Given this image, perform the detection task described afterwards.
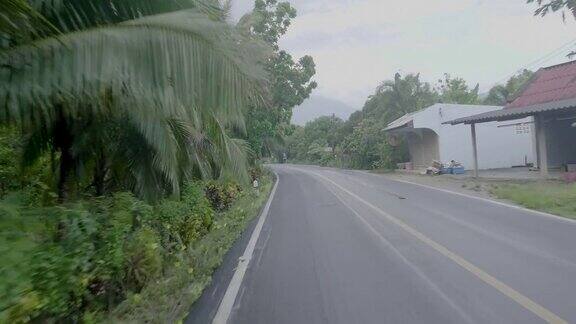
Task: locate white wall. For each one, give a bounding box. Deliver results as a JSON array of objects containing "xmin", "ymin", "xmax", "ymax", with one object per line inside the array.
[
  {"xmin": 411, "ymin": 104, "xmax": 535, "ymax": 170},
  {"xmin": 475, "ymin": 119, "xmax": 535, "ymax": 169}
]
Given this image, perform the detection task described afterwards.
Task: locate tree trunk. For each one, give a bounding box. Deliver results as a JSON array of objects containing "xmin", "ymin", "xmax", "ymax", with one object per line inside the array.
[
  {"xmin": 94, "ymin": 149, "xmax": 106, "ymax": 196},
  {"xmin": 54, "ymin": 108, "xmax": 73, "ymax": 203},
  {"xmin": 57, "ymin": 139, "xmax": 72, "ymax": 203}
]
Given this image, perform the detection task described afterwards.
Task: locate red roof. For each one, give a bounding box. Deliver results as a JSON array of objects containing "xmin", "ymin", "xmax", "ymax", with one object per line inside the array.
[{"xmin": 506, "ymin": 60, "xmax": 576, "ymax": 109}]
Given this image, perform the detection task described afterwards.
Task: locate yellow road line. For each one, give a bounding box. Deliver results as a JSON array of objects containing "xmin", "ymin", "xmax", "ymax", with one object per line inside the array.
[
  {"xmin": 307, "ymin": 170, "xmax": 567, "ymax": 324},
  {"xmin": 325, "ymin": 183, "xmax": 475, "ymax": 323}
]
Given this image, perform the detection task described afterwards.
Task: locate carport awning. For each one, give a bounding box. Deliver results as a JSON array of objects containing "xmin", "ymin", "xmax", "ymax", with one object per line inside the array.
[{"xmin": 444, "ymin": 98, "xmax": 576, "ymax": 125}]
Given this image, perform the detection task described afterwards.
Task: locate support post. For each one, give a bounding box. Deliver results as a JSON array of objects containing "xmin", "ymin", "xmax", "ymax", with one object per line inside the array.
[
  {"xmin": 471, "ymin": 123, "xmax": 479, "ymax": 178},
  {"xmin": 532, "ymin": 116, "xmax": 540, "ymax": 170},
  {"xmin": 535, "ymin": 114, "xmax": 549, "ymax": 178}
]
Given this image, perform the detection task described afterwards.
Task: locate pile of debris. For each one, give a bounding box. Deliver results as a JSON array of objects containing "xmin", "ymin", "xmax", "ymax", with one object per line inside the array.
[{"xmin": 424, "ymin": 160, "xmax": 465, "ymax": 175}]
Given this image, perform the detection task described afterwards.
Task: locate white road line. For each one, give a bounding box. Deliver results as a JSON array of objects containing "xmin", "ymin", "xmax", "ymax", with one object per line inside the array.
[
  {"xmin": 324, "ymin": 184, "xmax": 474, "ymax": 324},
  {"xmin": 326, "ymin": 170, "xmax": 576, "ymax": 269},
  {"xmin": 371, "ymin": 173, "xmax": 576, "ymax": 225},
  {"xmin": 303, "ymin": 169, "xmax": 567, "ymax": 324},
  {"xmin": 212, "ymin": 171, "xmax": 280, "ymax": 324}
]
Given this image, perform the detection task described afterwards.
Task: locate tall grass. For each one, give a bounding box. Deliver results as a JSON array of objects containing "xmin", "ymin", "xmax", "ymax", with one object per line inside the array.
[{"xmin": 492, "ymin": 182, "xmax": 576, "ymax": 219}]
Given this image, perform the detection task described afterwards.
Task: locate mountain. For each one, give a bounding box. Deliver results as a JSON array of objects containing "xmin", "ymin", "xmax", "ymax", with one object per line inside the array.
[{"xmin": 291, "ymin": 95, "xmax": 356, "ymax": 125}]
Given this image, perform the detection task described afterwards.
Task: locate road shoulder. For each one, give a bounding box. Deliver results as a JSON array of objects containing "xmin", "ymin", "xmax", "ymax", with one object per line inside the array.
[
  {"xmin": 371, "ymin": 171, "xmax": 576, "ymax": 224},
  {"xmin": 185, "ymin": 172, "xmax": 278, "ymax": 324}
]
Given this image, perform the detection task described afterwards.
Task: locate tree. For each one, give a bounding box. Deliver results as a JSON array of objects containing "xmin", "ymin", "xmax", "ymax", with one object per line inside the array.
[
  {"xmin": 0, "ymin": 0, "xmax": 59, "ymax": 47},
  {"xmin": 528, "ymin": 0, "xmax": 576, "ymax": 20},
  {"xmin": 340, "ymin": 119, "xmax": 385, "ymax": 169},
  {"xmin": 284, "ymin": 115, "xmax": 344, "ymax": 164},
  {"xmin": 527, "ymin": 1, "xmax": 576, "ymax": 57},
  {"xmin": 364, "ymin": 73, "xmax": 438, "ymax": 124},
  {"xmin": 0, "ymin": 0, "xmax": 269, "ymax": 201},
  {"xmin": 244, "ymin": 0, "xmax": 317, "ymax": 158},
  {"xmin": 285, "ymin": 125, "xmax": 306, "ymax": 160},
  {"xmin": 483, "ymin": 70, "xmax": 534, "ymax": 105},
  {"xmin": 286, "ymin": 73, "xmax": 438, "ymax": 169},
  {"xmin": 436, "ymin": 73, "xmax": 480, "ymax": 104},
  {"xmin": 305, "ymin": 115, "xmax": 345, "ymax": 153}
]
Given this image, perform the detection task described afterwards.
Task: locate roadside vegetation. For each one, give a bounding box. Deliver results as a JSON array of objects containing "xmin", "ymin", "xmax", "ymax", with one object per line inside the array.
[
  {"xmin": 0, "ymin": 129, "xmax": 276, "ymax": 323},
  {"xmin": 0, "ymin": 171, "xmax": 272, "ymax": 323},
  {"xmin": 0, "ymin": 0, "xmax": 311, "ymax": 322},
  {"xmin": 492, "ymin": 182, "xmax": 576, "ymax": 220},
  {"xmin": 113, "ymin": 172, "xmax": 273, "ymax": 322}
]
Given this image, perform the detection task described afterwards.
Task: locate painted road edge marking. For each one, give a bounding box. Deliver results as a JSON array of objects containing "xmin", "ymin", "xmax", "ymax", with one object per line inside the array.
[
  {"xmin": 324, "ymin": 183, "xmax": 475, "ymax": 323},
  {"xmin": 212, "ymin": 171, "xmax": 280, "ymax": 324},
  {"xmin": 306, "ymin": 169, "xmax": 568, "ymax": 324},
  {"xmin": 370, "ymin": 173, "xmax": 576, "ymax": 225}
]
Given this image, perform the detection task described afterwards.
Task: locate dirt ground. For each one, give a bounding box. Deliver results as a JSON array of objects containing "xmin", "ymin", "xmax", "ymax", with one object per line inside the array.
[{"xmin": 376, "ymin": 171, "xmax": 542, "ymax": 201}]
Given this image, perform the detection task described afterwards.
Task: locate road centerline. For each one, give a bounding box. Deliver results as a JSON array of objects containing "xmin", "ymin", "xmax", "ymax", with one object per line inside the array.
[
  {"xmin": 302, "ymin": 168, "xmax": 567, "ymax": 324},
  {"xmin": 324, "ymin": 181, "xmax": 475, "ymax": 324}
]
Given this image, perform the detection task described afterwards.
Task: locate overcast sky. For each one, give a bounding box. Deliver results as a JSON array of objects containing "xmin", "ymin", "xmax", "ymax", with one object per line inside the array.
[{"xmin": 231, "ymin": 0, "xmax": 576, "ymax": 108}]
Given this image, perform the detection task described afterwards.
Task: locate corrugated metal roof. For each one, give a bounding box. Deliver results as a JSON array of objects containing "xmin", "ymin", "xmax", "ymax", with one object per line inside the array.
[
  {"xmin": 384, "ymin": 113, "xmax": 415, "ymax": 131},
  {"xmin": 507, "ymin": 60, "xmax": 576, "ymax": 108},
  {"xmin": 445, "ymin": 60, "xmax": 576, "ymax": 125},
  {"xmin": 444, "ymin": 98, "xmax": 576, "ymax": 125}
]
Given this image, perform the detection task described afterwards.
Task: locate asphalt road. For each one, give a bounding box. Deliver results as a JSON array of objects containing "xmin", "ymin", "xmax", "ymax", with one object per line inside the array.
[{"xmin": 221, "ymin": 164, "xmax": 576, "ymax": 324}]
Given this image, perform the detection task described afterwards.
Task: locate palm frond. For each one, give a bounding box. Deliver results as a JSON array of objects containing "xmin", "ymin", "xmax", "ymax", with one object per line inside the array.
[
  {"xmin": 0, "ymin": 8, "xmax": 270, "ymax": 200},
  {"xmin": 204, "ymin": 113, "xmax": 251, "ymax": 183},
  {"xmin": 0, "ymin": 0, "xmax": 59, "ymax": 46},
  {"xmin": 2, "ymin": 9, "xmax": 268, "ymax": 121},
  {"xmin": 29, "ymin": 0, "xmax": 229, "ymax": 34}
]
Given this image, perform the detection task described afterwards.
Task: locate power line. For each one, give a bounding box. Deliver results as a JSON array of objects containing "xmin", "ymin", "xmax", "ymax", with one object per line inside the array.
[
  {"xmin": 492, "ymin": 37, "xmax": 576, "ymax": 86},
  {"xmin": 523, "ymin": 38, "xmax": 576, "ymax": 68}
]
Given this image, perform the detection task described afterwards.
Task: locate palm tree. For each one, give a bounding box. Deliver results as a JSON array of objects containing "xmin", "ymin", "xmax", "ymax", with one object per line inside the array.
[
  {"xmin": 0, "ymin": 0, "xmax": 59, "ymax": 47},
  {"xmin": 0, "ymin": 0, "xmax": 269, "ymax": 201}
]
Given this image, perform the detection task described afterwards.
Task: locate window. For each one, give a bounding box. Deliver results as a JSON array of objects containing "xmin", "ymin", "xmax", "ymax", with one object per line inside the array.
[{"xmin": 515, "ymin": 124, "xmax": 530, "ymax": 134}]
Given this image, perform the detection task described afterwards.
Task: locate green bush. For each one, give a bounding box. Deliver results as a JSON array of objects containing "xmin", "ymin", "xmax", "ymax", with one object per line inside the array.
[
  {"xmin": 30, "ymin": 207, "xmax": 99, "ymax": 321},
  {"xmin": 0, "ymin": 127, "xmax": 20, "ymax": 197},
  {"xmin": 181, "ymin": 182, "xmax": 215, "ymax": 233},
  {"xmin": 0, "ymin": 126, "xmax": 55, "ymax": 205},
  {"xmin": 250, "ymin": 165, "xmax": 264, "ymax": 182},
  {"xmin": 203, "ymin": 180, "xmax": 242, "ymax": 211},
  {"xmin": 151, "ymin": 182, "xmax": 214, "ymax": 252},
  {"xmin": 1, "ymin": 192, "xmax": 160, "ymax": 322},
  {"xmin": 113, "ymin": 174, "xmax": 273, "ymax": 323},
  {"xmin": 1, "ymin": 180, "xmax": 224, "ymax": 322},
  {"xmin": 0, "ymin": 201, "xmax": 43, "ymax": 323},
  {"xmin": 123, "ymin": 227, "xmax": 162, "ymax": 291}
]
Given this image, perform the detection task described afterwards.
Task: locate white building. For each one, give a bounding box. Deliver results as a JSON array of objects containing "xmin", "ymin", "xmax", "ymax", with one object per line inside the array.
[{"xmin": 385, "ymin": 103, "xmax": 535, "ymax": 170}]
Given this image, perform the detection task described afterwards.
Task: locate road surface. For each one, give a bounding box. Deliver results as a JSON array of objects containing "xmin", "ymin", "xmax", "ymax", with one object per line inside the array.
[{"xmin": 219, "ymin": 165, "xmax": 576, "ymax": 324}]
